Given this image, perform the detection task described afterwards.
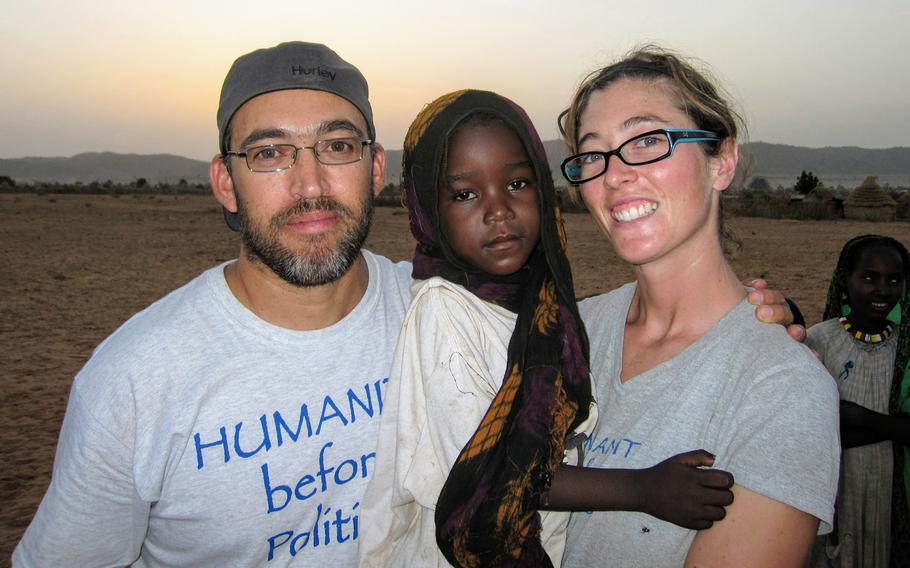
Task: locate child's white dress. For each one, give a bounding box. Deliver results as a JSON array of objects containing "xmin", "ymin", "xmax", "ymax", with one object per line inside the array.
[{"xmin": 359, "ymin": 277, "xmax": 597, "ymax": 567}]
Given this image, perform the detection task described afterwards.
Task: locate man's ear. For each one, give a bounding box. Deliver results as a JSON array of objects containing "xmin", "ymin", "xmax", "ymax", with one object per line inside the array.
[
  {"xmin": 711, "ymin": 138, "xmax": 739, "ymax": 193},
  {"xmin": 210, "ymin": 155, "xmax": 238, "ymax": 213},
  {"xmin": 370, "ymin": 143, "xmax": 387, "ymax": 198}
]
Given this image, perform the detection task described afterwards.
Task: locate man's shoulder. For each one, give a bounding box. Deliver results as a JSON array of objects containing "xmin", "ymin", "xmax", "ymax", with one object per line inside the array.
[
  {"xmin": 116, "ymin": 265, "xmax": 219, "ymax": 329},
  {"xmin": 364, "ymin": 250, "xmax": 411, "ymax": 280},
  {"xmin": 84, "ymin": 265, "xmax": 224, "ymax": 370},
  {"xmin": 66, "ymin": 265, "xmax": 227, "ymax": 418},
  {"xmin": 363, "ymin": 250, "xmax": 412, "ymax": 304}
]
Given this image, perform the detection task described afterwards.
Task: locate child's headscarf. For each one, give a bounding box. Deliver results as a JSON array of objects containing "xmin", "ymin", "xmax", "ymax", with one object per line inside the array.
[
  {"xmin": 401, "ymin": 89, "xmax": 593, "ymax": 567},
  {"xmin": 821, "ymin": 234, "xmax": 910, "ymax": 557}
]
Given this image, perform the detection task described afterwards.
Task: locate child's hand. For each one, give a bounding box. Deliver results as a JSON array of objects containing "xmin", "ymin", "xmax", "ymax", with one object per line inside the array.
[
  {"xmin": 638, "ymin": 450, "xmax": 734, "ymax": 530},
  {"xmin": 746, "ymin": 279, "xmax": 807, "ymax": 342}
]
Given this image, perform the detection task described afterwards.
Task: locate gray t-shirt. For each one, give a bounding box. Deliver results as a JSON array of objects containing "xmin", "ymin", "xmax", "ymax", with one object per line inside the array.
[
  {"xmin": 14, "ymin": 251, "xmax": 413, "ymax": 567},
  {"xmin": 564, "ymin": 283, "xmax": 840, "ymax": 567}
]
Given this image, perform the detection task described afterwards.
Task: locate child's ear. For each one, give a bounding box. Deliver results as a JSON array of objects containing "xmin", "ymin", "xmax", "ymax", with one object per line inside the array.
[{"xmin": 838, "ymin": 275, "xmax": 851, "ymax": 308}]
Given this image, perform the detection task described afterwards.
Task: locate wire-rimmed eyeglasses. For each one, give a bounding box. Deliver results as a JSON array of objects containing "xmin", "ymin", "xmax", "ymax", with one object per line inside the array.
[
  {"xmin": 225, "ymin": 137, "xmax": 373, "ymax": 173},
  {"xmin": 560, "ymin": 128, "xmax": 719, "ymax": 184}
]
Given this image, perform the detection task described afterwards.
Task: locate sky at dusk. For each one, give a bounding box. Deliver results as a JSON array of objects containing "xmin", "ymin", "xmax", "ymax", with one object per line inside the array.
[{"xmin": 2, "ymin": 0, "xmax": 907, "ymax": 161}]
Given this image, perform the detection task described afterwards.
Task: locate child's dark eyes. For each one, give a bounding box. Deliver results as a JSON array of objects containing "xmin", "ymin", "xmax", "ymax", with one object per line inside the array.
[
  {"xmin": 860, "ymin": 274, "xmax": 905, "ymax": 286},
  {"xmin": 508, "ymin": 179, "xmax": 531, "ymax": 192},
  {"xmin": 448, "ymin": 180, "xmax": 532, "ymax": 202},
  {"xmin": 451, "ymin": 190, "xmax": 476, "ymax": 202}
]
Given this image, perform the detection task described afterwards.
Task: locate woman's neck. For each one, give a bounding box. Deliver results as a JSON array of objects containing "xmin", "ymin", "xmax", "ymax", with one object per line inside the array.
[
  {"xmin": 634, "ymin": 235, "xmax": 742, "ymax": 317},
  {"xmin": 620, "ymin": 243, "xmax": 745, "ymax": 381}
]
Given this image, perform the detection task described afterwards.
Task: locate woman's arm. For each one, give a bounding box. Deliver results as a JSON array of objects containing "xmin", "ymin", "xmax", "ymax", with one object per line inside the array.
[
  {"xmin": 684, "ymin": 484, "xmax": 818, "ymax": 567},
  {"xmin": 541, "ymin": 450, "xmax": 734, "ymax": 530}
]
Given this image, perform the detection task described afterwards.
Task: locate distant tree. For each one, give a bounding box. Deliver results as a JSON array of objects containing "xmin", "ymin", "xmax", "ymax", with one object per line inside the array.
[
  {"xmin": 747, "ymin": 176, "xmax": 772, "ymax": 192},
  {"xmin": 794, "ymin": 170, "xmax": 819, "ymax": 196},
  {"xmin": 0, "ymin": 174, "xmax": 15, "ymax": 187},
  {"xmin": 178, "ymin": 178, "xmax": 188, "ymax": 187},
  {"xmin": 135, "ymin": 177, "xmax": 148, "ymax": 189}
]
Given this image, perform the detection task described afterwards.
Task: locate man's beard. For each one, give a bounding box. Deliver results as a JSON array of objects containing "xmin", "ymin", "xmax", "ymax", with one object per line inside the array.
[{"xmin": 236, "ymin": 188, "xmax": 374, "ymax": 287}]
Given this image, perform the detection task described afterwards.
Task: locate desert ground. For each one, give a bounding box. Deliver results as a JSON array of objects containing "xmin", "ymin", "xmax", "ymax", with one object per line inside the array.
[{"xmin": 3, "ymin": 192, "xmax": 910, "ymax": 561}]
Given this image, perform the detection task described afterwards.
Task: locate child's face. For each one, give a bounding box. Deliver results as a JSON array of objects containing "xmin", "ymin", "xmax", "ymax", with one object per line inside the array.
[
  {"xmin": 437, "ymin": 121, "xmax": 541, "ymax": 276},
  {"xmin": 846, "ymin": 244, "xmax": 904, "ymax": 323}
]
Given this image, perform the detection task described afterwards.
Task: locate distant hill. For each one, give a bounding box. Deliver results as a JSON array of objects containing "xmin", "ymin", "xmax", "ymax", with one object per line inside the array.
[
  {"xmin": 3, "ymin": 143, "xmax": 909, "ymax": 188},
  {"xmin": 385, "ymin": 142, "xmax": 910, "ymax": 189},
  {"xmin": 741, "ymin": 143, "xmax": 910, "ymax": 188},
  {"xmin": 0, "ymin": 152, "xmax": 210, "ymax": 185}
]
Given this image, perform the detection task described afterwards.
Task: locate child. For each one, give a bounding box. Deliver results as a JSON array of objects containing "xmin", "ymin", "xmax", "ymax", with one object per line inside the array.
[
  {"xmin": 358, "ymin": 90, "xmax": 735, "ymax": 567},
  {"xmin": 808, "ymin": 234, "xmax": 910, "ymax": 567}
]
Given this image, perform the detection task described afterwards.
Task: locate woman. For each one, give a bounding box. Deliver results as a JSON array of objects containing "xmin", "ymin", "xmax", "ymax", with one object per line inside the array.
[{"xmin": 557, "ymin": 46, "xmax": 841, "ymax": 567}]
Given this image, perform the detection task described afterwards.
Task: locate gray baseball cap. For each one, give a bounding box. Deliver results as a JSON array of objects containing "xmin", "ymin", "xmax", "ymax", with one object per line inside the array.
[{"xmin": 216, "ymin": 41, "xmax": 375, "ymax": 154}]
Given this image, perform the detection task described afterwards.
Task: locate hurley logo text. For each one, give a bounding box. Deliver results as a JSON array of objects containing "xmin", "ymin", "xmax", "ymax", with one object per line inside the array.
[{"xmin": 291, "ymin": 65, "xmax": 336, "ymax": 80}]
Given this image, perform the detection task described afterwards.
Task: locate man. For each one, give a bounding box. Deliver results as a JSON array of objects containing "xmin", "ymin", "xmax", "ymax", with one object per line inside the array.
[
  {"xmin": 14, "ymin": 41, "xmax": 796, "ymax": 567},
  {"xmin": 14, "ymin": 41, "xmax": 412, "ymax": 567}
]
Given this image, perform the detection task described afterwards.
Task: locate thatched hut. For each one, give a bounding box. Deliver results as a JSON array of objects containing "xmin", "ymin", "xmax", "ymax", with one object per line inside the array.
[
  {"xmin": 805, "ymin": 181, "xmax": 834, "ymax": 202},
  {"xmin": 844, "ymin": 176, "xmax": 896, "ymax": 221},
  {"xmin": 803, "ymin": 181, "xmax": 842, "ymax": 219},
  {"xmin": 897, "ymin": 192, "xmax": 910, "ymax": 220}
]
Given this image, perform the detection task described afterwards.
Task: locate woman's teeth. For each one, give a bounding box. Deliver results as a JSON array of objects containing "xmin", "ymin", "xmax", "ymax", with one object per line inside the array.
[{"xmin": 613, "ymin": 202, "xmax": 658, "ymax": 223}]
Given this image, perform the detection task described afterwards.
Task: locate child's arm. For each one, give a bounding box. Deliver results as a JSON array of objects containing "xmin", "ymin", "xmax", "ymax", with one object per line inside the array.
[
  {"xmin": 540, "ymin": 450, "xmax": 734, "ymax": 530},
  {"xmin": 840, "ymin": 400, "xmax": 910, "ymax": 447}
]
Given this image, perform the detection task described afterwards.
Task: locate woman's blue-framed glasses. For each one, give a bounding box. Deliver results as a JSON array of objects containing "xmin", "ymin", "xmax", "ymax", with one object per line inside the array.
[{"xmin": 561, "ymin": 128, "xmax": 720, "ymax": 184}]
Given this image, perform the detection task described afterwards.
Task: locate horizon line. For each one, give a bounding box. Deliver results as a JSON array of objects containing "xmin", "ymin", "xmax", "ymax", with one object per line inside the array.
[{"xmin": 3, "ymin": 140, "xmax": 910, "ymax": 162}]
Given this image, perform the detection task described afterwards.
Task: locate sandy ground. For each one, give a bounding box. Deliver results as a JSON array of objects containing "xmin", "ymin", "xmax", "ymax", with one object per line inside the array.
[{"xmin": 3, "ymin": 192, "xmax": 910, "ymax": 561}]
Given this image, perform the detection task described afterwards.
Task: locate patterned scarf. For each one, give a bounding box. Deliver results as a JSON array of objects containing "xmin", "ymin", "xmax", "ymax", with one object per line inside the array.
[
  {"xmin": 401, "ymin": 89, "xmax": 593, "ymax": 567},
  {"xmin": 821, "ymin": 234, "xmax": 910, "ymax": 564}
]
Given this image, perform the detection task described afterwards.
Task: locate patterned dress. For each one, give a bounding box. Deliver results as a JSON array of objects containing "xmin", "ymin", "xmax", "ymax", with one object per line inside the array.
[{"xmin": 807, "ymin": 318, "xmax": 898, "ymax": 568}]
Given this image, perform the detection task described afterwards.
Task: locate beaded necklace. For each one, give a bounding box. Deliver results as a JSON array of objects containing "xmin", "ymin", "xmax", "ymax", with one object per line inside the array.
[{"xmin": 840, "ymin": 316, "xmax": 894, "ymax": 344}]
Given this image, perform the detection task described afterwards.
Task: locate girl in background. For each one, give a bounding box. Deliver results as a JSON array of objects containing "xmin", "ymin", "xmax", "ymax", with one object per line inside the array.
[
  {"xmin": 808, "ymin": 234, "xmax": 910, "ymax": 567},
  {"xmin": 359, "ymin": 89, "xmax": 737, "ymax": 567}
]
